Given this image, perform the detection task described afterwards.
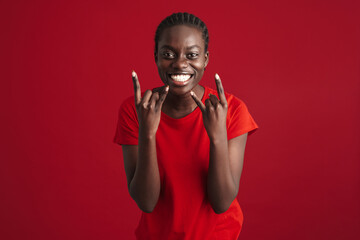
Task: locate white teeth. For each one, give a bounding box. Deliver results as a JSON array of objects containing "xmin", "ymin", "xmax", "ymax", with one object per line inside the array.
[{"xmin": 170, "ymin": 74, "xmax": 191, "ymax": 82}]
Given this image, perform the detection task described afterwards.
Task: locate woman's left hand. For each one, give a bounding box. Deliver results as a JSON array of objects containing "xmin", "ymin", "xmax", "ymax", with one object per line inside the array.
[{"xmin": 191, "ymin": 73, "xmax": 228, "ymax": 141}]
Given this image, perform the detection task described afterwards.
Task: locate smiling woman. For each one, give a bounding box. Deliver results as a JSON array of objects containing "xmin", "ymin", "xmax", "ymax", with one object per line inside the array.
[
  {"xmin": 113, "ymin": 12, "xmax": 259, "ymax": 240},
  {"xmin": 155, "ymin": 24, "xmax": 208, "ymax": 95}
]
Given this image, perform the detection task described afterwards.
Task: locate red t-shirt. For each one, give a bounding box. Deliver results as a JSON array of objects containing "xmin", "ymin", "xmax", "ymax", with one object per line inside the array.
[{"xmin": 113, "ymin": 85, "xmax": 258, "ymax": 239}]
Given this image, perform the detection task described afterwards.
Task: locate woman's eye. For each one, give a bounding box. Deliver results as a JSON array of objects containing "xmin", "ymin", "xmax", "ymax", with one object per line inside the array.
[
  {"xmin": 162, "ymin": 52, "xmax": 175, "ymax": 58},
  {"xmin": 188, "ymin": 53, "xmax": 199, "ymax": 59}
]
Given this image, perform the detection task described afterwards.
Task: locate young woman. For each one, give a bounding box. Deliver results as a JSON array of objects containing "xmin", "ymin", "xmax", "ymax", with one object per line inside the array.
[{"xmin": 114, "ymin": 12, "xmax": 258, "ymax": 240}]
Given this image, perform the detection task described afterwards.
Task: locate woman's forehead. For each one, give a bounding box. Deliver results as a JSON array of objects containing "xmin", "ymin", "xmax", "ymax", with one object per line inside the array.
[{"xmin": 158, "ymin": 25, "xmax": 204, "ymax": 50}]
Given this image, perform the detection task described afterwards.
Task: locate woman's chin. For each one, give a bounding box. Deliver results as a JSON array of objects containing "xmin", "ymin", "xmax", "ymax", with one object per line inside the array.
[{"xmin": 168, "ymin": 83, "xmax": 201, "ymax": 97}]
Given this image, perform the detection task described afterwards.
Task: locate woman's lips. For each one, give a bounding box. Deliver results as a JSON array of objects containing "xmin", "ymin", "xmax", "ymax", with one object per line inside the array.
[{"xmin": 168, "ymin": 73, "xmax": 193, "ymax": 86}]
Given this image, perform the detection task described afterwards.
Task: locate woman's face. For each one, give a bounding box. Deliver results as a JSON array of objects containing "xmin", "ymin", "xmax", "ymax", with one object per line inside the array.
[{"xmin": 155, "ymin": 25, "xmax": 209, "ymax": 96}]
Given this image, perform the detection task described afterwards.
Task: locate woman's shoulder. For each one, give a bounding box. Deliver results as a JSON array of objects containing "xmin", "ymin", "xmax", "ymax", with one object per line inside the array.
[
  {"xmin": 117, "ymin": 95, "xmax": 136, "ymax": 119},
  {"xmin": 120, "ymin": 95, "xmax": 135, "ymax": 108}
]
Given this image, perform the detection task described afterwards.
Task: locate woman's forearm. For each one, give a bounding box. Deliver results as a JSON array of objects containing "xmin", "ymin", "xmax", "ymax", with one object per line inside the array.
[
  {"xmin": 129, "ymin": 132, "xmax": 160, "ymax": 213},
  {"xmin": 207, "ymin": 134, "xmax": 237, "ymax": 214}
]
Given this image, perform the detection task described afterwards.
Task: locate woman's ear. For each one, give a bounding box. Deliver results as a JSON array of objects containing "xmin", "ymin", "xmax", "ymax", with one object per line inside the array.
[
  {"xmin": 154, "ymin": 52, "xmax": 158, "ymax": 63},
  {"xmin": 204, "ymin": 51, "xmax": 209, "ymax": 68}
]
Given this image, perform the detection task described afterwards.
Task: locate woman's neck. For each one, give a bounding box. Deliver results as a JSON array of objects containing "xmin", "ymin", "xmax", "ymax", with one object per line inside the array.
[{"xmin": 162, "ymin": 85, "xmax": 205, "ymax": 119}]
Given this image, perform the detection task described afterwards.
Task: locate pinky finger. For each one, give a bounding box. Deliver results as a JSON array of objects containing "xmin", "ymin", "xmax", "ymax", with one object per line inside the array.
[
  {"xmin": 190, "ymin": 91, "xmax": 206, "ymax": 112},
  {"xmin": 156, "ymin": 85, "xmax": 169, "ymax": 109}
]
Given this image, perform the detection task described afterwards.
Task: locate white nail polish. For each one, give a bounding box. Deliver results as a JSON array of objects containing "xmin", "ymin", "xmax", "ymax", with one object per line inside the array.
[
  {"xmin": 215, "ymin": 73, "xmax": 220, "ymax": 80},
  {"xmin": 132, "ymin": 71, "xmax": 136, "ymax": 77}
]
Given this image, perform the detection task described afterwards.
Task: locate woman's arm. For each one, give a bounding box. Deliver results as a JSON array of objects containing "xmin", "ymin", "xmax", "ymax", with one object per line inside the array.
[
  {"xmin": 122, "ymin": 135, "xmax": 160, "ymax": 213},
  {"xmin": 191, "ymin": 73, "xmax": 248, "ymax": 214},
  {"xmin": 207, "ymin": 133, "xmax": 247, "ymax": 214},
  {"xmin": 122, "ymin": 71, "xmax": 168, "ymax": 213}
]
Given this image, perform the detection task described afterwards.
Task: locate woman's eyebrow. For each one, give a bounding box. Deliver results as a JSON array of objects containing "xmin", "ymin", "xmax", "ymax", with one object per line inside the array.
[
  {"xmin": 187, "ymin": 45, "xmax": 201, "ymax": 50},
  {"xmin": 160, "ymin": 45, "xmax": 176, "ymax": 51},
  {"xmin": 160, "ymin": 45, "xmax": 201, "ymax": 50}
]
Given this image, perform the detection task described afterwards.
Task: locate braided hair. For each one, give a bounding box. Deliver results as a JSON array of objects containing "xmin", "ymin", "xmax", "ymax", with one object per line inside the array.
[{"xmin": 154, "ymin": 12, "xmax": 209, "ymax": 56}]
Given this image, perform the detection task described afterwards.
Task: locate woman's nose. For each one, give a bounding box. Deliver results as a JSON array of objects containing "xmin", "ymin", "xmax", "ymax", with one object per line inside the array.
[{"xmin": 172, "ymin": 56, "xmax": 188, "ymax": 69}]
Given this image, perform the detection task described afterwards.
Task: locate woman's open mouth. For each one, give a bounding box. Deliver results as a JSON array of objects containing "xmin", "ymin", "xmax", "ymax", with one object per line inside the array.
[{"xmin": 168, "ymin": 73, "xmax": 194, "ymax": 86}]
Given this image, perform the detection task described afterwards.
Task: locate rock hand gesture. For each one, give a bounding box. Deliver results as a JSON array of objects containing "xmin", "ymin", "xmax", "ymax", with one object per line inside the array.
[
  {"xmin": 132, "ymin": 71, "xmax": 169, "ymax": 137},
  {"xmin": 190, "ymin": 73, "xmax": 228, "ymax": 141}
]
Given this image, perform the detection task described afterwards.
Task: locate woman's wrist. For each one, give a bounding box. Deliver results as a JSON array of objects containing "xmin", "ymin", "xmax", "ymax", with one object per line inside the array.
[
  {"xmin": 139, "ymin": 128, "xmax": 157, "ymax": 141},
  {"xmin": 208, "ymin": 128, "xmax": 228, "ymax": 144}
]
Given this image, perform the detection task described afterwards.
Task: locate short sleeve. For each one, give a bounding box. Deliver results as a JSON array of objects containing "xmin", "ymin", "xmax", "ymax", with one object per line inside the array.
[
  {"xmin": 226, "ymin": 96, "xmax": 259, "ymax": 140},
  {"xmin": 113, "ymin": 96, "xmax": 139, "ymax": 145}
]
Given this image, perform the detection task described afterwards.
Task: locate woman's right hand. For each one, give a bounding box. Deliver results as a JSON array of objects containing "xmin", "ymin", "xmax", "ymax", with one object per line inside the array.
[{"xmin": 132, "ymin": 71, "xmax": 169, "ymax": 138}]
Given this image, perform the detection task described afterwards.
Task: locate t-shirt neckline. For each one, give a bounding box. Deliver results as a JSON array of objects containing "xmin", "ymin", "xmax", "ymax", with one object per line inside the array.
[{"xmin": 161, "ymin": 85, "xmax": 209, "ymax": 124}]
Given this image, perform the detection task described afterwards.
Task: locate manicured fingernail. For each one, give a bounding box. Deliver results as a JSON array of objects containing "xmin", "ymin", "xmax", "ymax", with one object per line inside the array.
[
  {"xmin": 215, "ymin": 73, "xmax": 220, "ymax": 80},
  {"xmin": 190, "ymin": 91, "xmax": 194, "ymax": 96},
  {"xmin": 165, "ymin": 85, "xmax": 169, "ymax": 91},
  {"xmin": 132, "ymin": 70, "xmax": 136, "ymax": 77}
]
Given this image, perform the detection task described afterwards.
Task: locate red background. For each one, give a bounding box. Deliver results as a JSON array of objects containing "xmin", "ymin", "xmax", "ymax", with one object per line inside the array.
[{"xmin": 1, "ymin": 0, "xmax": 359, "ymax": 239}]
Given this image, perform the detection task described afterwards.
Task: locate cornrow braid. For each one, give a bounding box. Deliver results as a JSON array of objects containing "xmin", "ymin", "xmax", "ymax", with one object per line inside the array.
[{"xmin": 154, "ymin": 12, "xmax": 209, "ymax": 55}]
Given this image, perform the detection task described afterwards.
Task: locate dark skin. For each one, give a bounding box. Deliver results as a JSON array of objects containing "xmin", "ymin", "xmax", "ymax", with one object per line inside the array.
[{"xmin": 122, "ymin": 25, "xmax": 248, "ymax": 214}]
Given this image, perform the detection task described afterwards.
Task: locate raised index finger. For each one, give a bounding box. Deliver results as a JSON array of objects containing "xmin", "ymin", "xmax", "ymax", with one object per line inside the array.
[
  {"xmin": 132, "ymin": 71, "xmax": 141, "ymax": 105},
  {"xmin": 215, "ymin": 73, "xmax": 227, "ymax": 105}
]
